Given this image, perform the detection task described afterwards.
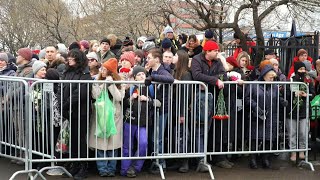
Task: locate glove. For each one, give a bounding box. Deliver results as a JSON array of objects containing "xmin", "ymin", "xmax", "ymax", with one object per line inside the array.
[
  {"xmin": 281, "ymin": 100, "xmax": 288, "ymax": 107},
  {"xmin": 153, "ymin": 99, "xmax": 161, "ymax": 107},
  {"xmin": 145, "ymin": 76, "xmax": 152, "ymax": 86}
]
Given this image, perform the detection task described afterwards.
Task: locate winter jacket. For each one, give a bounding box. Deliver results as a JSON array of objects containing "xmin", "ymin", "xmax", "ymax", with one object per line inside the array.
[
  {"xmin": 287, "ymin": 74, "xmax": 315, "ymax": 119},
  {"xmin": 0, "ymin": 66, "xmax": 16, "ymax": 76},
  {"xmin": 149, "ymin": 64, "xmax": 174, "ymax": 112},
  {"xmin": 287, "ymin": 56, "xmax": 313, "ymax": 79},
  {"xmin": 97, "ymin": 50, "xmax": 116, "ymax": 63},
  {"xmin": 58, "ymin": 66, "xmax": 92, "ymax": 158},
  {"xmin": 89, "ymin": 82, "xmax": 125, "ymax": 150},
  {"xmin": 16, "ymin": 59, "xmax": 35, "ymax": 78},
  {"xmin": 47, "ymin": 58, "xmax": 66, "ymax": 78},
  {"xmin": 191, "ymin": 52, "xmax": 226, "ymax": 93},
  {"xmin": 123, "ymin": 85, "xmax": 156, "ymax": 127}
]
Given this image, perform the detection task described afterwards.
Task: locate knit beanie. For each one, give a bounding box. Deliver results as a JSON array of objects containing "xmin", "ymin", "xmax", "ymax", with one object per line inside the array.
[
  {"xmin": 294, "ymin": 61, "xmax": 306, "ymax": 74},
  {"xmin": 203, "ymin": 40, "xmax": 219, "ymax": 51},
  {"xmin": 205, "ymin": 29, "xmax": 214, "ymax": 39},
  {"xmin": 103, "ymin": 58, "xmax": 118, "ymax": 74},
  {"xmin": 32, "ymin": 60, "xmax": 47, "ymax": 74},
  {"xmin": 297, "ymin": 49, "xmax": 307, "ymax": 57},
  {"xmin": 80, "ymin": 40, "xmax": 89, "ymax": 49},
  {"xmin": 86, "ymin": 52, "xmax": 98, "ymax": 60},
  {"xmin": 303, "ymin": 60, "xmax": 312, "ymax": 71},
  {"xmin": 132, "ymin": 66, "xmax": 146, "ymax": 78},
  {"xmin": 162, "ymin": 38, "xmax": 172, "ymax": 49},
  {"xmin": 45, "ymin": 68, "xmax": 60, "ymax": 80},
  {"xmin": 163, "ymin": 25, "xmax": 174, "ymax": 34},
  {"xmin": 18, "ymin": 48, "xmax": 32, "ymax": 61},
  {"xmin": 38, "ymin": 49, "xmax": 46, "ymax": 60},
  {"xmin": 120, "ymin": 51, "xmax": 135, "ymax": 67},
  {"xmin": 0, "ymin": 53, "xmax": 8, "ymax": 62},
  {"xmin": 142, "ymin": 42, "xmax": 156, "ymax": 52},
  {"xmin": 226, "ymin": 56, "xmax": 238, "ymax": 68}
]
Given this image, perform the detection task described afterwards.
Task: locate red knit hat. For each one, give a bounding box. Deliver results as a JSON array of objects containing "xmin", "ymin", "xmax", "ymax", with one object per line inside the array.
[
  {"xmin": 18, "ymin": 48, "xmax": 32, "ymax": 61},
  {"xmin": 103, "ymin": 58, "xmax": 118, "ymax": 74},
  {"xmin": 226, "ymin": 56, "xmax": 238, "ymax": 67},
  {"xmin": 120, "ymin": 51, "xmax": 135, "ymax": 67},
  {"xmin": 203, "ymin": 40, "xmax": 219, "ymax": 51}
]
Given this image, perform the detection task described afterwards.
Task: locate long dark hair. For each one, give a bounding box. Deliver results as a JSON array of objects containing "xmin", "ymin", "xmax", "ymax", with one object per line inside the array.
[
  {"xmin": 66, "ymin": 49, "xmax": 88, "ymax": 72},
  {"xmin": 174, "ymin": 50, "xmax": 190, "ymax": 80}
]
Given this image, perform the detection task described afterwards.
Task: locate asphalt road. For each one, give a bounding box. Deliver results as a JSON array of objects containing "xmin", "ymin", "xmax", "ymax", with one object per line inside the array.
[{"xmin": 2, "ymin": 156, "xmax": 320, "ymax": 180}]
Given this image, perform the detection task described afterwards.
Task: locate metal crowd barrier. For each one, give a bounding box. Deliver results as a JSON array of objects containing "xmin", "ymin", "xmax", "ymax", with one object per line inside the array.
[
  {"xmin": 0, "ymin": 77, "xmax": 316, "ymax": 180},
  {"xmin": 26, "ymin": 80, "xmax": 211, "ymax": 179},
  {"xmin": 0, "ymin": 77, "xmax": 45, "ymax": 180},
  {"xmin": 208, "ymin": 81, "xmax": 314, "ymax": 172}
]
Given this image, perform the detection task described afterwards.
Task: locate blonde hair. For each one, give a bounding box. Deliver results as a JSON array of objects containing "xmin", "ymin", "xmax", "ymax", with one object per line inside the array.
[
  {"xmin": 107, "ymin": 34, "xmax": 117, "ymax": 47},
  {"xmin": 89, "ymin": 40, "xmax": 98, "ymax": 52},
  {"xmin": 236, "ymin": 51, "xmax": 250, "ymax": 67}
]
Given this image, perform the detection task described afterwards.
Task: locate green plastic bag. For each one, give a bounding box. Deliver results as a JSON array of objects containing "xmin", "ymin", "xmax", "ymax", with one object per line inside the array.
[
  {"xmin": 95, "ymin": 90, "xmax": 117, "ymax": 138},
  {"xmin": 311, "ymin": 94, "xmax": 320, "ymax": 120}
]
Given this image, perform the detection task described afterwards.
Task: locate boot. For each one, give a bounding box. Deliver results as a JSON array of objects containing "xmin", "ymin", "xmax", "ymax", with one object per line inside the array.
[
  {"xmin": 249, "ymin": 155, "xmax": 258, "ymax": 169},
  {"xmin": 74, "ymin": 162, "xmax": 88, "ymax": 180},
  {"xmin": 63, "ymin": 162, "xmax": 80, "ymax": 177},
  {"xmin": 178, "ymin": 159, "xmax": 189, "ymax": 173},
  {"xmin": 262, "ymin": 154, "xmax": 271, "ymax": 169}
]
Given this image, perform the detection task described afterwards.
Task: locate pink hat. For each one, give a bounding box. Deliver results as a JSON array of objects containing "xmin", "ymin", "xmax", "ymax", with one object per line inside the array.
[{"xmin": 120, "ymin": 51, "xmax": 135, "ymax": 67}]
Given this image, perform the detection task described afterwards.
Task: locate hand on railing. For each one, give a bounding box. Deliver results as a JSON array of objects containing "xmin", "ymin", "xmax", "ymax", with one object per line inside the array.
[{"xmin": 216, "ymin": 79, "xmax": 224, "ymax": 89}]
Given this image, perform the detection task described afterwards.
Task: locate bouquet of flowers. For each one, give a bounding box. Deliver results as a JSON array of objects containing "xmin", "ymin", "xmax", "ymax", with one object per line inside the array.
[{"xmin": 227, "ymin": 71, "xmax": 241, "ymax": 81}]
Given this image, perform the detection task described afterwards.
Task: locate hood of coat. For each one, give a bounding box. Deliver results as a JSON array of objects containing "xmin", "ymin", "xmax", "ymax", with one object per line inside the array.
[{"xmin": 258, "ymin": 65, "xmax": 275, "ymax": 81}]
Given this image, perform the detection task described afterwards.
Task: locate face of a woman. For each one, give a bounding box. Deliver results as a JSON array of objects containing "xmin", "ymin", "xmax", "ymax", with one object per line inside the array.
[
  {"xmin": 92, "ymin": 43, "xmax": 99, "ymax": 52},
  {"xmin": 239, "ymin": 57, "xmax": 248, "ymax": 68},
  {"xmin": 100, "ymin": 67, "xmax": 108, "ymax": 77},
  {"xmin": 0, "ymin": 60, "xmax": 6, "ymax": 69},
  {"xmin": 298, "ymin": 53, "xmax": 308, "ymax": 62},
  {"xmin": 36, "ymin": 67, "xmax": 47, "ymax": 79},
  {"xmin": 67, "ymin": 57, "xmax": 76, "ymax": 67}
]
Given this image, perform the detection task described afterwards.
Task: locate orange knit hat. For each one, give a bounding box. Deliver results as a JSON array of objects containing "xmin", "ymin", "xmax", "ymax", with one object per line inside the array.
[{"xmin": 103, "ymin": 58, "xmax": 118, "ymax": 74}]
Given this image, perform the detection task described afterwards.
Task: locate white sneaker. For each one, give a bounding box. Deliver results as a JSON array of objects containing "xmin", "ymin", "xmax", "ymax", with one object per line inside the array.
[{"xmin": 46, "ymin": 168, "xmax": 64, "ymax": 176}]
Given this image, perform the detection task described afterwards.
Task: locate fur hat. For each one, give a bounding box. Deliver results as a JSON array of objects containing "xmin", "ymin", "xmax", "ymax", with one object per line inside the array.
[
  {"xmin": 297, "ymin": 49, "xmax": 308, "ymax": 57},
  {"xmin": 161, "ymin": 38, "xmax": 172, "ymax": 49},
  {"xmin": 120, "ymin": 51, "xmax": 135, "ymax": 67},
  {"xmin": 0, "ymin": 53, "xmax": 9, "ymax": 62},
  {"xmin": 132, "ymin": 66, "xmax": 146, "ymax": 78},
  {"xmin": 203, "ymin": 41, "xmax": 219, "ymax": 51},
  {"xmin": 32, "ymin": 60, "xmax": 47, "ymax": 74},
  {"xmin": 18, "ymin": 48, "xmax": 32, "ymax": 61},
  {"xmin": 103, "ymin": 58, "xmax": 118, "ymax": 74}
]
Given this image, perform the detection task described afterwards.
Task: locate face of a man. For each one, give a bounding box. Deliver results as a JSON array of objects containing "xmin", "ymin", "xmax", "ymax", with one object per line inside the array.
[
  {"xmin": 205, "ymin": 49, "xmax": 219, "ymax": 61},
  {"xmin": 162, "ymin": 52, "xmax": 173, "ymax": 65},
  {"xmin": 0, "ymin": 60, "xmax": 6, "ymax": 69},
  {"xmin": 45, "ymin": 46, "xmax": 58, "ymax": 62},
  {"xmin": 100, "ymin": 42, "xmax": 110, "ymax": 52},
  {"xmin": 147, "ymin": 53, "xmax": 158, "ymax": 68},
  {"xmin": 135, "ymin": 72, "xmax": 146, "ymax": 81}
]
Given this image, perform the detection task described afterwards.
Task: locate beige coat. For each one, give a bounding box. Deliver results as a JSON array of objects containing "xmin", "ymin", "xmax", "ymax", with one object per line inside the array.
[{"xmin": 88, "ymin": 82, "xmax": 125, "ymax": 150}]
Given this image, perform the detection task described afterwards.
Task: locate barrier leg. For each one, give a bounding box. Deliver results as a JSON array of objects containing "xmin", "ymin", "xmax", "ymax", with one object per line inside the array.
[
  {"xmin": 33, "ymin": 166, "xmax": 72, "ymax": 179},
  {"xmin": 9, "ymin": 169, "xmax": 45, "ymax": 180},
  {"xmin": 204, "ymin": 156, "xmax": 214, "ymax": 180}
]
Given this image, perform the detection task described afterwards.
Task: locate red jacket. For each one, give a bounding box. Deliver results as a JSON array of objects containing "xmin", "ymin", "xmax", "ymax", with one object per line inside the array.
[{"xmin": 287, "ymin": 56, "xmax": 313, "ymax": 79}]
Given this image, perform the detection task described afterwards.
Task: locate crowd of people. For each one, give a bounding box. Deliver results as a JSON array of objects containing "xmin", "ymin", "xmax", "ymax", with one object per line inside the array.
[{"xmin": 1, "ymin": 25, "xmax": 320, "ymax": 179}]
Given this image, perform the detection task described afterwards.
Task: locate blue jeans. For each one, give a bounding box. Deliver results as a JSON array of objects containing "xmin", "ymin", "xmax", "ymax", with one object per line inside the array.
[
  {"xmin": 96, "ymin": 149, "xmax": 118, "ymax": 174},
  {"xmin": 152, "ymin": 112, "xmax": 168, "ymax": 167}
]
